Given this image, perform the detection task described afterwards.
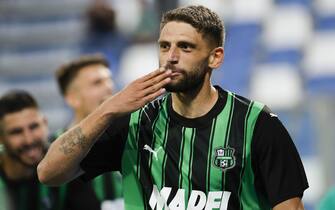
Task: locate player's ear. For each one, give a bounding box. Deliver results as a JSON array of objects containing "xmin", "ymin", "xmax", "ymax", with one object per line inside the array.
[
  {"xmin": 208, "ymin": 47, "xmax": 224, "ymax": 69},
  {"xmin": 64, "ymin": 91, "xmax": 80, "ymax": 109}
]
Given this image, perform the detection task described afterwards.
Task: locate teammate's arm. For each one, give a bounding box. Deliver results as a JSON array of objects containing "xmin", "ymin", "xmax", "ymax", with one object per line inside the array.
[
  {"xmin": 37, "ymin": 68, "xmax": 171, "ymax": 186},
  {"xmin": 273, "ymin": 197, "xmax": 305, "ymax": 210}
]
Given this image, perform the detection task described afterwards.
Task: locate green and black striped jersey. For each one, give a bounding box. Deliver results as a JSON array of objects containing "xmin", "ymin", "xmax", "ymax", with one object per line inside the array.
[
  {"xmin": 81, "ymin": 86, "xmax": 308, "ymax": 210},
  {"xmin": 0, "ymin": 162, "xmax": 102, "ymax": 210},
  {"xmin": 0, "ymin": 168, "xmax": 68, "ymax": 210}
]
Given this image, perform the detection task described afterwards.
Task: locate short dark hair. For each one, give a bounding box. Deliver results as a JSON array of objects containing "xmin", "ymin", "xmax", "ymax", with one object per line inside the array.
[
  {"xmin": 0, "ymin": 90, "xmax": 38, "ymax": 121},
  {"xmin": 160, "ymin": 5, "xmax": 225, "ymax": 47},
  {"xmin": 55, "ymin": 54, "xmax": 109, "ymax": 95}
]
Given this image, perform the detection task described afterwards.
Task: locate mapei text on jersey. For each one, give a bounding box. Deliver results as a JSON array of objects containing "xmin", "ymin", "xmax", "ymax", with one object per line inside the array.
[{"xmin": 149, "ymin": 185, "xmax": 231, "ymax": 210}]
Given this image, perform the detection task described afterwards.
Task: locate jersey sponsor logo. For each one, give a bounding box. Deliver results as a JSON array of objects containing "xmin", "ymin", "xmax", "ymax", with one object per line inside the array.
[
  {"xmin": 143, "ymin": 144, "xmax": 163, "ymax": 160},
  {"xmin": 213, "ymin": 147, "xmax": 236, "ymax": 171},
  {"xmin": 149, "ymin": 185, "xmax": 231, "ymax": 210}
]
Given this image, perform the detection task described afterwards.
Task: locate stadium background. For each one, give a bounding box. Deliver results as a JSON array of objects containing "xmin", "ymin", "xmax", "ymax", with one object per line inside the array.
[{"xmin": 0, "ymin": 0, "xmax": 335, "ymax": 209}]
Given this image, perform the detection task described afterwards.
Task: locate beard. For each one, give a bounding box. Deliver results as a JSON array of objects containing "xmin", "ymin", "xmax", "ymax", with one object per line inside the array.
[
  {"xmin": 163, "ymin": 59, "xmax": 209, "ymax": 93},
  {"xmin": 4, "ymin": 140, "xmax": 46, "ymax": 168}
]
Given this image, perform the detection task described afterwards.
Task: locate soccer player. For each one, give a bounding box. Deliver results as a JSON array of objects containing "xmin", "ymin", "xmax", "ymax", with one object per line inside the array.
[
  {"xmin": 0, "ymin": 90, "xmax": 100, "ymax": 210},
  {"xmin": 38, "ymin": 5, "xmax": 309, "ymax": 210},
  {"xmin": 54, "ymin": 54, "xmax": 123, "ymax": 209}
]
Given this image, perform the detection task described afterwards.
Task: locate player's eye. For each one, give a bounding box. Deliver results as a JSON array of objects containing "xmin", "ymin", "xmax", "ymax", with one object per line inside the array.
[
  {"xmin": 159, "ymin": 42, "xmax": 170, "ymax": 51},
  {"xmin": 29, "ymin": 122, "xmax": 40, "ymax": 131},
  {"xmin": 178, "ymin": 42, "xmax": 194, "ymax": 52}
]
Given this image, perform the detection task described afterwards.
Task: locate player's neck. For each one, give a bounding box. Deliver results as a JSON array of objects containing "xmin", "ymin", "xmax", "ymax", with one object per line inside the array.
[
  {"xmin": 2, "ymin": 155, "xmax": 34, "ymax": 180},
  {"xmin": 171, "ymin": 80, "xmax": 218, "ymax": 118},
  {"xmin": 71, "ymin": 111, "xmax": 89, "ymax": 128}
]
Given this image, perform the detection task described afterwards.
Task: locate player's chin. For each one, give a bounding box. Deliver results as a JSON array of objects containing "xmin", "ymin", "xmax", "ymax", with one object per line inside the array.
[
  {"xmin": 164, "ymin": 81, "xmax": 188, "ymax": 93},
  {"xmin": 20, "ymin": 157, "xmax": 41, "ymax": 167},
  {"xmin": 164, "ymin": 82, "xmax": 178, "ymax": 92},
  {"xmin": 20, "ymin": 148, "xmax": 44, "ymax": 166}
]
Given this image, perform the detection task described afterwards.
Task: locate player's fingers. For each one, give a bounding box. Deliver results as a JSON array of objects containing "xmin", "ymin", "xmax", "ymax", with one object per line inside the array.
[
  {"xmin": 142, "ymin": 76, "xmax": 171, "ymax": 97},
  {"xmin": 141, "ymin": 69, "xmax": 171, "ymax": 89},
  {"xmin": 137, "ymin": 67, "xmax": 166, "ymax": 83},
  {"xmin": 142, "ymin": 87, "xmax": 167, "ymax": 104}
]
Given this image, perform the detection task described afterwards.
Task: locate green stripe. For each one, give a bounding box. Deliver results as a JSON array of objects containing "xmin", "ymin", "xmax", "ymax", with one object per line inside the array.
[
  {"xmin": 39, "ymin": 184, "xmax": 48, "ymax": 210},
  {"xmin": 122, "ymin": 110, "xmax": 145, "ymax": 210},
  {"xmin": 240, "ymin": 101, "xmax": 268, "ymax": 210},
  {"xmin": 151, "ymin": 99, "xmax": 169, "ymax": 189},
  {"xmin": 208, "ymin": 92, "xmax": 232, "ymax": 191},
  {"xmin": 238, "ymin": 101, "xmax": 253, "ymax": 210},
  {"xmin": 0, "ymin": 177, "xmax": 9, "ymax": 210},
  {"xmin": 93, "ymin": 175, "xmax": 105, "ymax": 201},
  {"xmin": 224, "ymin": 92, "xmax": 234, "ymax": 148},
  {"xmin": 59, "ymin": 185, "xmax": 67, "ymax": 210},
  {"xmin": 206, "ymin": 117, "xmax": 217, "ymax": 193},
  {"xmin": 223, "ymin": 92, "xmax": 235, "ymax": 190},
  {"xmin": 110, "ymin": 172, "xmax": 124, "ymax": 198},
  {"xmin": 188, "ymin": 129, "xmax": 195, "ymax": 198},
  {"xmin": 179, "ymin": 127, "xmax": 195, "ymax": 202},
  {"xmin": 148, "ymin": 115, "xmax": 160, "ymax": 173},
  {"xmin": 161, "ymin": 117, "xmax": 170, "ymax": 187},
  {"xmin": 136, "ymin": 110, "xmax": 143, "ymax": 179}
]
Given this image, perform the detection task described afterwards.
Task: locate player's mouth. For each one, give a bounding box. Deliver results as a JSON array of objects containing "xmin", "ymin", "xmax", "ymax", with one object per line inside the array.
[
  {"xmin": 171, "ymin": 70, "xmax": 183, "ymax": 77},
  {"xmin": 22, "ymin": 146, "xmax": 42, "ymax": 160}
]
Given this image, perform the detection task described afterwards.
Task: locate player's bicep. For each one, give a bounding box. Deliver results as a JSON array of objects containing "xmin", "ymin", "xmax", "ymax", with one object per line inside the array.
[{"xmin": 273, "ymin": 197, "xmax": 305, "ymax": 210}]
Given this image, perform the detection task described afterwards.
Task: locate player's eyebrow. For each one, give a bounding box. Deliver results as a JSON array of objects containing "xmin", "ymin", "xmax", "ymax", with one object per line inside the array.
[
  {"xmin": 177, "ymin": 41, "xmax": 196, "ymax": 49},
  {"xmin": 7, "ymin": 127, "xmax": 23, "ymax": 135}
]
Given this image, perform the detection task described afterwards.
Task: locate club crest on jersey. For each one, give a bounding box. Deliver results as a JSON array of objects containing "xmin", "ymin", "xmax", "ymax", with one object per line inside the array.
[{"xmin": 213, "ymin": 147, "xmax": 236, "ymax": 170}]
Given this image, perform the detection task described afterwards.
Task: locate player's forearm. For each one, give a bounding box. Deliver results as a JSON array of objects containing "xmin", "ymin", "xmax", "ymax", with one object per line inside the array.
[
  {"xmin": 38, "ymin": 105, "xmax": 113, "ymax": 186},
  {"xmin": 38, "ymin": 68, "xmax": 171, "ymax": 185}
]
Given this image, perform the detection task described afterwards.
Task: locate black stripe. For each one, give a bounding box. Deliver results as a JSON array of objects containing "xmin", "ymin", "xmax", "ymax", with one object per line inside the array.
[
  {"xmin": 161, "ymin": 117, "xmax": 170, "ymax": 187},
  {"xmin": 222, "ymin": 93, "xmax": 235, "ymax": 190},
  {"xmin": 134, "ymin": 110, "xmax": 148, "ymax": 209},
  {"xmin": 103, "ymin": 173, "xmax": 114, "ymax": 199},
  {"xmin": 225, "ymin": 95, "xmax": 251, "ymax": 210},
  {"xmin": 188, "ymin": 128, "xmax": 195, "ymax": 195},
  {"xmin": 164, "ymin": 122, "xmax": 183, "ymax": 204},
  {"xmin": 238, "ymin": 101, "xmax": 254, "ymax": 210},
  {"xmin": 138, "ymin": 104, "xmax": 162, "ymax": 210},
  {"xmin": 206, "ymin": 117, "xmax": 217, "ymax": 192},
  {"xmin": 136, "ymin": 109, "xmax": 143, "ymax": 179},
  {"xmin": 191, "ymin": 123, "xmax": 213, "ymax": 192},
  {"xmin": 225, "ymin": 93, "xmax": 234, "ymax": 148},
  {"xmin": 178, "ymin": 127, "xmax": 187, "ymax": 188}
]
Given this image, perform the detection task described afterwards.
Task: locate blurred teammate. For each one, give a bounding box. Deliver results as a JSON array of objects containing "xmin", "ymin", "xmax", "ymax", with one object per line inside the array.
[
  {"xmin": 318, "ymin": 187, "xmax": 335, "ymax": 210},
  {"xmin": 0, "ymin": 90, "xmax": 99, "ymax": 210},
  {"xmin": 53, "ymin": 54, "xmax": 123, "ymax": 209},
  {"xmin": 38, "ymin": 5, "xmax": 308, "ymax": 210}
]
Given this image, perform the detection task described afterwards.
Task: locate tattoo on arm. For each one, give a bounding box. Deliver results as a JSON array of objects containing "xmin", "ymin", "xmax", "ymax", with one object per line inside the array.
[{"xmin": 59, "ymin": 127, "xmax": 88, "ymax": 155}]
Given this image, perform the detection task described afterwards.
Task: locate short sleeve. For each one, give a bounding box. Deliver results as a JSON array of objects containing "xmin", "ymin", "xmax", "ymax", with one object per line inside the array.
[
  {"xmin": 251, "ymin": 108, "xmax": 309, "ymax": 207},
  {"xmin": 80, "ymin": 115, "xmax": 130, "ymax": 181},
  {"xmin": 63, "ymin": 178, "xmax": 100, "ymax": 210}
]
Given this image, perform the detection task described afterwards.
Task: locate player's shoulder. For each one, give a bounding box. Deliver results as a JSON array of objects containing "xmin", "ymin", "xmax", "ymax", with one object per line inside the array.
[
  {"xmin": 228, "ymin": 90, "xmax": 279, "ymax": 124},
  {"xmin": 230, "ymin": 92, "xmax": 267, "ymax": 113}
]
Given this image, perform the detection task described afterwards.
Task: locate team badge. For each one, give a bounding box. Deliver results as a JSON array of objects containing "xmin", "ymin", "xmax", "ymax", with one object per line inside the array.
[{"xmin": 213, "ymin": 147, "xmax": 236, "ymax": 170}]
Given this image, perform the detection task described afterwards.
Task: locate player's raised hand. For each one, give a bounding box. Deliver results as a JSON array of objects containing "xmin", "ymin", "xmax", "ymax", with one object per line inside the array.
[{"xmin": 101, "ymin": 67, "xmax": 171, "ymax": 116}]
